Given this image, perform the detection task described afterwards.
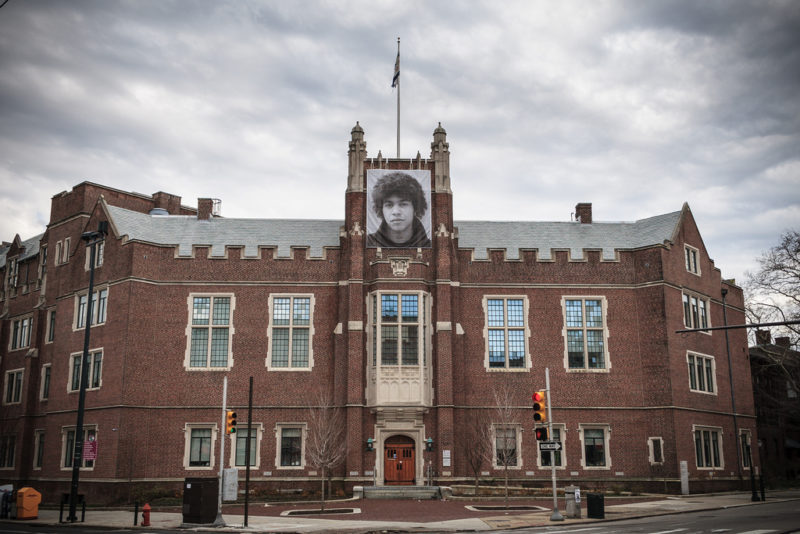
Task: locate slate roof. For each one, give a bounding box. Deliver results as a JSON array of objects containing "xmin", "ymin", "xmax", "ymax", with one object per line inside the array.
[
  {"xmin": 105, "ymin": 204, "xmax": 682, "ymax": 261},
  {"xmin": 0, "ymin": 233, "xmax": 43, "ymax": 268}
]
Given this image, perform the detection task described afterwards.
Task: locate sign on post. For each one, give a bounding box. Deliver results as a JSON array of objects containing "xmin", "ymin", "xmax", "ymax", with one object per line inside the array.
[
  {"xmin": 539, "ymin": 441, "xmax": 562, "ymax": 451},
  {"xmin": 83, "ymin": 438, "xmax": 98, "ymax": 461}
]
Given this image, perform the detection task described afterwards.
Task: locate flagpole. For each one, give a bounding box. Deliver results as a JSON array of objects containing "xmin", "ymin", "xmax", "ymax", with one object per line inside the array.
[{"xmin": 396, "ymin": 37, "xmax": 400, "ymax": 158}]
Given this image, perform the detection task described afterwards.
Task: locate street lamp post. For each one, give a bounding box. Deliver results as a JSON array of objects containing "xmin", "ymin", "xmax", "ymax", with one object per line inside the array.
[{"xmin": 67, "ymin": 223, "xmax": 107, "ymax": 521}]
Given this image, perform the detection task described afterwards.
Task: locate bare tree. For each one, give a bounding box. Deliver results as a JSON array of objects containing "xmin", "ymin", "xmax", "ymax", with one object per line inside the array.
[
  {"xmin": 305, "ymin": 390, "xmax": 347, "ymax": 511},
  {"xmin": 491, "ymin": 384, "xmax": 523, "ymax": 508},
  {"xmin": 745, "ymin": 230, "xmax": 800, "ymax": 394},
  {"xmin": 461, "ymin": 410, "xmax": 493, "ymax": 493}
]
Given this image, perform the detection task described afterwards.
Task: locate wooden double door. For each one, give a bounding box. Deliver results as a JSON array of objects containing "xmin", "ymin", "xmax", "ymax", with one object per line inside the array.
[{"xmin": 384, "ymin": 435, "xmax": 415, "ymax": 485}]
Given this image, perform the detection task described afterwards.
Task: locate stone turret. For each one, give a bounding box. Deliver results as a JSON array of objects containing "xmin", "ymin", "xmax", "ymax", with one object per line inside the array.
[
  {"xmin": 347, "ymin": 122, "xmax": 367, "ymax": 192},
  {"xmin": 430, "ymin": 122, "xmax": 450, "ymax": 193}
]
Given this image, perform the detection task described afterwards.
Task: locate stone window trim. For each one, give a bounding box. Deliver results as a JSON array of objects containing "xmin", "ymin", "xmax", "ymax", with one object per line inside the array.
[
  {"xmin": 739, "ymin": 429, "xmax": 753, "ymax": 471},
  {"xmin": 9, "ymin": 315, "xmax": 33, "ymax": 351},
  {"xmin": 55, "ymin": 237, "xmax": 71, "ymax": 266},
  {"xmin": 73, "ymin": 286, "xmax": 109, "ymax": 331},
  {"xmin": 68, "ymin": 349, "xmax": 103, "ymax": 392},
  {"xmin": 84, "ymin": 240, "xmax": 104, "ymax": 270},
  {"xmin": 183, "ymin": 423, "xmax": 218, "ymax": 470},
  {"xmin": 60, "ymin": 425, "xmax": 97, "ymax": 471},
  {"xmin": 46, "ymin": 308, "xmax": 56, "ymax": 344},
  {"xmin": 681, "ymin": 290, "xmax": 711, "ymax": 334},
  {"xmin": 578, "ymin": 424, "xmax": 612, "ymax": 470},
  {"xmin": 40, "ymin": 364, "xmax": 52, "ymax": 401},
  {"xmin": 482, "ymin": 295, "xmax": 531, "ymax": 372},
  {"xmin": 537, "ymin": 424, "xmax": 567, "ymax": 470},
  {"xmin": 228, "ymin": 423, "xmax": 263, "ymax": 469},
  {"xmin": 274, "ymin": 423, "xmax": 307, "ymax": 470},
  {"xmin": 686, "ymin": 351, "xmax": 717, "ymax": 395},
  {"xmin": 33, "ymin": 429, "xmax": 45, "ymax": 470},
  {"xmin": 648, "ymin": 436, "xmax": 664, "ymax": 465},
  {"xmin": 367, "ymin": 290, "xmax": 431, "ymax": 369},
  {"xmin": 693, "ymin": 425, "xmax": 724, "ymax": 470},
  {"xmin": 266, "ymin": 294, "xmax": 315, "ymax": 372},
  {"xmin": 684, "ymin": 244, "xmax": 701, "ymax": 276},
  {"xmin": 492, "ymin": 423, "xmax": 523, "ymax": 470},
  {"xmin": 184, "ymin": 293, "xmax": 236, "ymax": 371},
  {"xmin": 3, "ymin": 368, "xmax": 24, "ymax": 406},
  {"xmin": 0, "ymin": 435, "xmax": 15, "ymax": 469},
  {"xmin": 561, "ymin": 296, "xmax": 611, "ymax": 373}
]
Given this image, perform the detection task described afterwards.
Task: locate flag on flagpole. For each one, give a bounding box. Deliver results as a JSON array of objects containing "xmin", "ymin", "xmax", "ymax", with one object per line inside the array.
[{"xmin": 392, "ymin": 50, "xmax": 400, "ymax": 87}]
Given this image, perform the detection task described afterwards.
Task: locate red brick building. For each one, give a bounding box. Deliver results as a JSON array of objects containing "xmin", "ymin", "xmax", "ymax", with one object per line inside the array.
[{"xmin": 1, "ymin": 124, "xmax": 756, "ymax": 503}]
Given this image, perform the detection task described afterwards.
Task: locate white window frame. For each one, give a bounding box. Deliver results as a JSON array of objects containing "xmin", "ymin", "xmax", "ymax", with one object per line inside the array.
[
  {"xmin": 183, "ymin": 423, "xmax": 218, "ymax": 470},
  {"xmin": 648, "ymin": 436, "xmax": 664, "ymax": 465},
  {"xmin": 60, "ymin": 425, "xmax": 97, "ymax": 470},
  {"xmin": 537, "ymin": 424, "xmax": 566, "ymax": 469},
  {"xmin": 693, "ymin": 425, "xmax": 724, "ymax": 470},
  {"xmin": 266, "ymin": 294, "xmax": 315, "ymax": 371},
  {"xmin": 482, "ymin": 296, "xmax": 531, "ymax": 371},
  {"xmin": 687, "ymin": 351, "xmax": 716, "ymax": 395},
  {"xmin": 184, "ymin": 293, "xmax": 235, "ymax": 371},
  {"xmin": 68, "ymin": 349, "xmax": 103, "ymax": 392},
  {"xmin": 740, "ymin": 429, "xmax": 753, "ymax": 470},
  {"xmin": 0, "ymin": 435, "xmax": 15, "ymax": 469},
  {"xmin": 46, "ymin": 308, "xmax": 56, "ymax": 344},
  {"xmin": 40, "ymin": 364, "xmax": 52, "ymax": 401},
  {"xmin": 56, "ymin": 237, "xmax": 71, "ymax": 265},
  {"xmin": 84, "ymin": 240, "xmax": 104, "ymax": 270},
  {"xmin": 3, "ymin": 369, "xmax": 24, "ymax": 406},
  {"xmin": 579, "ymin": 424, "xmax": 611, "ymax": 469},
  {"xmin": 33, "ymin": 430, "xmax": 45, "ymax": 470},
  {"xmin": 275, "ymin": 423, "xmax": 306, "ymax": 470},
  {"xmin": 9, "ymin": 315, "xmax": 32, "ymax": 351},
  {"xmin": 74, "ymin": 286, "xmax": 109, "ymax": 330},
  {"xmin": 685, "ymin": 244, "xmax": 701, "ymax": 275},
  {"xmin": 562, "ymin": 296, "xmax": 611, "ymax": 372},
  {"xmin": 367, "ymin": 290, "xmax": 430, "ymax": 369},
  {"xmin": 492, "ymin": 424, "xmax": 523, "ymax": 470},
  {"xmin": 229, "ymin": 423, "xmax": 263, "ymax": 469},
  {"xmin": 682, "ymin": 291, "xmax": 710, "ymax": 333}
]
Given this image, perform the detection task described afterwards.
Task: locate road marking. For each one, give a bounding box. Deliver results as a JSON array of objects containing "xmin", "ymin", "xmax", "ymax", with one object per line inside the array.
[
  {"xmin": 737, "ymin": 531, "xmax": 777, "ymax": 534},
  {"xmin": 648, "ymin": 529, "xmax": 688, "ymax": 534}
]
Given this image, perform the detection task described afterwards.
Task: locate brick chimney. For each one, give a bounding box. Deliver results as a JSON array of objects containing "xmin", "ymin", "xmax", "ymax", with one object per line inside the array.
[
  {"xmin": 575, "ymin": 203, "xmax": 592, "ymax": 224},
  {"xmin": 198, "ymin": 198, "xmax": 214, "ymax": 220},
  {"xmin": 152, "ymin": 191, "xmax": 183, "ymax": 214},
  {"xmin": 775, "ymin": 336, "xmax": 792, "ymax": 348}
]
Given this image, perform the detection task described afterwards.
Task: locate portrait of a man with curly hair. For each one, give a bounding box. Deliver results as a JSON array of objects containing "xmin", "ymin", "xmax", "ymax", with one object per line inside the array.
[{"xmin": 366, "ymin": 170, "xmax": 431, "ymax": 248}]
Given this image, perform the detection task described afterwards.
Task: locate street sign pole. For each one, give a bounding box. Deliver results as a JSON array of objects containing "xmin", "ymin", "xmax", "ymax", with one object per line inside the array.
[
  {"xmin": 214, "ymin": 376, "xmax": 227, "ymax": 527},
  {"xmin": 546, "ymin": 368, "xmax": 563, "ymax": 521}
]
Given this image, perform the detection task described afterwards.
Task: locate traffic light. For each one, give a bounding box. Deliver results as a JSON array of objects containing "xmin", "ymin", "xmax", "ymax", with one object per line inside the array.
[
  {"xmin": 533, "ymin": 390, "xmax": 547, "ymax": 423},
  {"xmin": 226, "ymin": 410, "xmax": 237, "ymax": 434},
  {"xmin": 535, "ymin": 427, "xmax": 549, "ymax": 441}
]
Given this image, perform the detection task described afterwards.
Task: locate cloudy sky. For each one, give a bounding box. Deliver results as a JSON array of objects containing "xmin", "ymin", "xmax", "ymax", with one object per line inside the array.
[{"xmin": 1, "ymin": 0, "xmax": 798, "ymax": 284}]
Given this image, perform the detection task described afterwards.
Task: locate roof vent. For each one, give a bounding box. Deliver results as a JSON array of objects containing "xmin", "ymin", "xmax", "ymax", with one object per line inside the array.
[{"xmin": 149, "ymin": 208, "xmax": 169, "ymax": 216}]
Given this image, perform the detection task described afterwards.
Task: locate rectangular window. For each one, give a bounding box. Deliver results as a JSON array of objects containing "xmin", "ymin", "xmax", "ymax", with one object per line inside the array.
[
  {"xmin": 55, "ymin": 241, "xmax": 63, "ymax": 266},
  {"xmin": 39, "ymin": 245, "xmax": 47, "ymax": 284},
  {"xmin": 76, "ymin": 288, "xmax": 108, "ymax": 328},
  {"xmin": 682, "ymin": 292, "xmax": 709, "ymax": 330},
  {"xmin": 494, "ymin": 426, "xmax": 518, "ymax": 467},
  {"xmin": 564, "ymin": 298, "xmax": 607, "ymax": 370},
  {"xmin": 740, "ymin": 430, "xmax": 752, "ymax": 469},
  {"xmin": 540, "ymin": 427, "xmax": 563, "ymax": 467},
  {"xmin": 8, "ymin": 258, "xmax": 18, "ymax": 289},
  {"xmin": 85, "ymin": 241, "xmax": 104, "ymax": 269},
  {"xmin": 10, "ymin": 316, "xmax": 32, "ymax": 350},
  {"xmin": 649, "ymin": 437, "xmax": 664, "ymax": 465},
  {"xmin": 47, "ymin": 309, "xmax": 56, "ymax": 343},
  {"xmin": 235, "ymin": 428, "xmax": 258, "ymax": 467},
  {"xmin": 694, "ymin": 426, "xmax": 722, "ymax": 469},
  {"xmin": 279, "ymin": 427, "xmax": 303, "ymax": 467},
  {"xmin": 582, "ymin": 427, "xmax": 608, "ymax": 468},
  {"xmin": 687, "ymin": 353, "xmax": 715, "ymax": 393},
  {"xmin": 685, "ymin": 245, "xmax": 700, "ymax": 274},
  {"xmin": 3, "ymin": 369, "xmax": 23, "ymax": 405},
  {"xmin": 370, "ymin": 292, "xmax": 425, "ymax": 368},
  {"xmin": 189, "ymin": 428, "xmax": 212, "ymax": 467},
  {"xmin": 40, "ymin": 365, "xmax": 51, "ymax": 400},
  {"xmin": 33, "ymin": 431, "xmax": 44, "ymax": 469},
  {"xmin": 268, "ymin": 295, "xmax": 313, "ymax": 369},
  {"xmin": 0, "ymin": 436, "xmax": 15, "ymax": 468},
  {"xmin": 188, "ymin": 295, "xmax": 233, "ymax": 369},
  {"xmin": 485, "ymin": 297, "xmax": 526, "ymax": 369},
  {"xmin": 62, "ymin": 426, "xmax": 96, "ymax": 469},
  {"xmin": 68, "ymin": 351, "xmax": 103, "ymax": 392}
]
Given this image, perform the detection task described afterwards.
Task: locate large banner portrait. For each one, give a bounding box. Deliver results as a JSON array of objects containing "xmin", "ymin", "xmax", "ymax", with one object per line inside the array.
[{"xmin": 366, "ymin": 169, "xmax": 432, "ymax": 248}]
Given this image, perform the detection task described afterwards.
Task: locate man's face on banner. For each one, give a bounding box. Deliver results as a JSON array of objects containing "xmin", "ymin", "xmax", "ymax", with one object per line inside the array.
[{"xmin": 382, "ymin": 195, "xmax": 414, "ymax": 234}]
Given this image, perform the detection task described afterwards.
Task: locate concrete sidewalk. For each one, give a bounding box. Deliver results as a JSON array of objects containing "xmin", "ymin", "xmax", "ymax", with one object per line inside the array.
[{"xmin": 6, "ymin": 490, "xmax": 799, "ymax": 533}]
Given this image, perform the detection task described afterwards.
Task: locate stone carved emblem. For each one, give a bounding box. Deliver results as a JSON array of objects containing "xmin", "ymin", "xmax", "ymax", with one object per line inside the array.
[{"xmin": 390, "ymin": 258, "xmax": 410, "ymax": 277}]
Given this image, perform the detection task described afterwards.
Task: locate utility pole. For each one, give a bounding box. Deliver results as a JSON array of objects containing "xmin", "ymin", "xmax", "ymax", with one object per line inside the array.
[
  {"xmin": 214, "ymin": 376, "xmax": 227, "ymax": 527},
  {"xmin": 546, "ymin": 367, "xmax": 564, "ymax": 521}
]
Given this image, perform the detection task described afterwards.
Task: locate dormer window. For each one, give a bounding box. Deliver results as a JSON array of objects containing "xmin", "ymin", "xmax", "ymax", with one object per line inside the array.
[{"xmin": 685, "ymin": 245, "xmax": 700, "ymax": 275}]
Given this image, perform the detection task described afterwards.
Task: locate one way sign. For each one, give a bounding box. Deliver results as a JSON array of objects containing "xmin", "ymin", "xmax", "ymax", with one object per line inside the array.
[{"xmin": 539, "ymin": 441, "xmax": 562, "ymax": 451}]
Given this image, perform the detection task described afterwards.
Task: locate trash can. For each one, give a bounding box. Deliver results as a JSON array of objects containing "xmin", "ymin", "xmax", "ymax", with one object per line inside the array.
[
  {"xmin": 586, "ymin": 492, "xmax": 604, "ymax": 519},
  {"xmin": 16, "ymin": 488, "xmax": 41, "ymax": 520},
  {"xmin": 182, "ymin": 477, "xmax": 218, "ymax": 524},
  {"xmin": 564, "ymin": 485, "xmax": 582, "ymax": 518}
]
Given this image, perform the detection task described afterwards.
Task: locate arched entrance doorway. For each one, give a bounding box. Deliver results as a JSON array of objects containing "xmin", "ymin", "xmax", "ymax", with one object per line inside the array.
[{"xmin": 384, "ymin": 435, "xmax": 415, "ymax": 485}]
